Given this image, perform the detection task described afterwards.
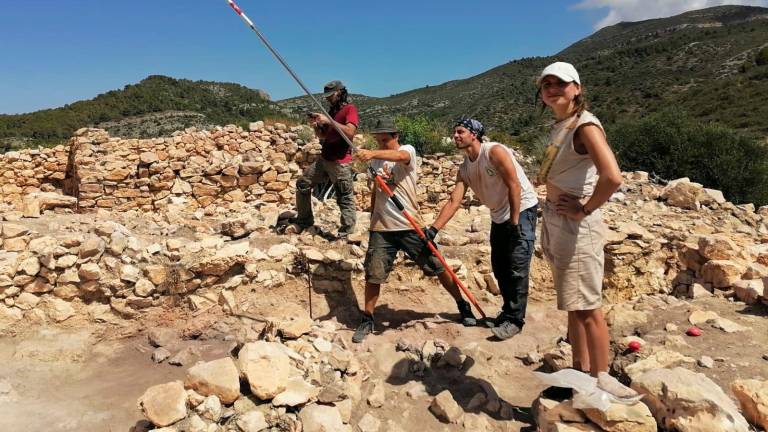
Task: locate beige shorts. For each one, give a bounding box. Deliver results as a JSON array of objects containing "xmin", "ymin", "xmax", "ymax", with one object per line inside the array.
[{"xmin": 541, "ymin": 200, "xmax": 606, "ymax": 311}]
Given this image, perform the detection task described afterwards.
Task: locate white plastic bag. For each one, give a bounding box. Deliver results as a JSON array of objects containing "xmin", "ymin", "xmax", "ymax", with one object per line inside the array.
[{"xmin": 533, "ymin": 369, "xmax": 613, "ymax": 412}]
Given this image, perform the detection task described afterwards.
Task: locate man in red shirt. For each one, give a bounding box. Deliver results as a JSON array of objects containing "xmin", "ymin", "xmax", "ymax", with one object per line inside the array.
[{"xmin": 295, "ymin": 80, "xmax": 359, "ymax": 240}]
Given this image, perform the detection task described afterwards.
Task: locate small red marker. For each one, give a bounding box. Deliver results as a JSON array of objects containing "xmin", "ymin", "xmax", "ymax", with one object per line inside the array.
[
  {"xmin": 686, "ymin": 326, "xmax": 702, "ymax": 337},
  {"xmin": 628, "ymin": 341, "xmax": 641, "ymax": 352}
]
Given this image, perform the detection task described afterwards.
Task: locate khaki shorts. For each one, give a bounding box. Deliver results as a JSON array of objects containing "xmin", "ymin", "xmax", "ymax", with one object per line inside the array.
[{"xmin": 541, "ymin": 200, "xmax": 606, "ymax": 311}]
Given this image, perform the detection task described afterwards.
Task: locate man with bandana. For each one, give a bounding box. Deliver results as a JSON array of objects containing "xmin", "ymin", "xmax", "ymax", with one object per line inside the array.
[{"xmin": 430, "ymin": 119, "xmax": 539, "ymax": 340}]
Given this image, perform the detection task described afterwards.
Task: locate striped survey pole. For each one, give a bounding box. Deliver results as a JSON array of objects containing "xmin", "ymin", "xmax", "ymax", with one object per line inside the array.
[
  {"xmin": 224, "ymin": 0, "xmax": 348, "ymax": 148},
  {"xmin": 223, "ymin": 0, "xmax": 487, "ymax": 319}
]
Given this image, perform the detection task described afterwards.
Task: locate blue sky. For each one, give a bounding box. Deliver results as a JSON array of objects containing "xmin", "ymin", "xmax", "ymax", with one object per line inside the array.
[{"xmin": 1, "ymin": 0, "xmax": 765, "ymax": 114}]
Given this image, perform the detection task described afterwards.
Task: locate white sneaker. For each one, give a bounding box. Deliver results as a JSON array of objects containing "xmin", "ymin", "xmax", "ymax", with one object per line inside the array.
[{"xmin": 597, "ymin": 372, "xmax": 643, "ymax": 404}]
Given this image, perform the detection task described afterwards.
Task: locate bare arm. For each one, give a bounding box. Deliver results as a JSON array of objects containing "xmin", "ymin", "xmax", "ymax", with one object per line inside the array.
[
  {"xmin": 432, "ymin": 172, "xmax": 468, "ymax": 230},
  {"xmin": 556, "ymin": 124, "xmax": 622, "ymax": 219},
  {"xmin": 581, "ymin": 125, "xmax": 622, "ymax": 212},
  {"xmin": 312, "ymin": 113, "xmax": 357, "ymax": 141},
  {"xmin": 333, "ymin": 121, "xmax": 357, "ymax": 141},
  {"xmin": 356, "ymin": 148, "xmax": 411, "ymax": 164},
  {"xmin": 488, "ymin": 145, "xmax": 522, "ymax": 225}
]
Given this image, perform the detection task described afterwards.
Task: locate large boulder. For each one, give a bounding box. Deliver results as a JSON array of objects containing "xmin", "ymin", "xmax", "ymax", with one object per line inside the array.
[
  {"xmin": 700, "ymin": 260, "xmax": 745, "ymax": 288},
  {"xmin": 625, "ymin": 351, "xmax": 695, "ymax": 381},
  {"xmin": 731, "ymin": 379, "xmax": 768, "ymax": 431},
  {"xmin": 661, "ymin": 179, "xmax": 704, "ymax": 210},
  {"xmin": 631, "ymin": 367, "xmax": 749, "ymax": 432},
  {"xmin": 185, "ymin": 357, "xmax": 240, "ymax": 404},
  {"xmin": 189, "ymin": 242, "xmax": 252, "ymax": 276},
  {"xmin": 138, "ymin": 381, "xmax": 188, "ymax": 427},
  {"xmin": 237, "ymin": 341, "xmax": 294, "ymax": 400}
]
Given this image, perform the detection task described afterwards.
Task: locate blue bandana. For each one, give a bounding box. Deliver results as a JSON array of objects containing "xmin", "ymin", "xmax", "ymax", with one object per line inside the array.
[{"xmin": 455, "ymin": 118, "xmax": 484, "ymax": 139}]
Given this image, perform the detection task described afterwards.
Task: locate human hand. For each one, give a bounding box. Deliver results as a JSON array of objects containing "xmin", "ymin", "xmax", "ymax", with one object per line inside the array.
[
  {"xmin": 505, "ymin": 221, "xmax": 523, "ymax": 238},
  {"xmin": 356, "ymin": 148, "xmax": 374, "ymax": 162},
  {"xmin": 423, "ymin": 226, "xmax": 439, "ymax": 242},
  {"xmin": 555, "ymin": 194, "xmax": 586, "ymax": 221}
]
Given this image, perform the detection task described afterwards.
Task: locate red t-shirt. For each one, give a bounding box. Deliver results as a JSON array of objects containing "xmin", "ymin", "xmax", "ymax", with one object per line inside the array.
[{"xmin": 321, "ymin": 104, "xmax": 359, "ymax": 164}]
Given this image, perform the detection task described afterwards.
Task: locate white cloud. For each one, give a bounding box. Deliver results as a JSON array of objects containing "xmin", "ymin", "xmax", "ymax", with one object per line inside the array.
[{"xmin": 574, "ymin": 0, "xmax": 768, "ymax": 29}]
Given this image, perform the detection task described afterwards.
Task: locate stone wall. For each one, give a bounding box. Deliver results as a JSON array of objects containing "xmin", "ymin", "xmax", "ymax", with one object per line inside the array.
[{"xmin": 0, "ymin": 124, "xmax": 463, "ymax": 215}]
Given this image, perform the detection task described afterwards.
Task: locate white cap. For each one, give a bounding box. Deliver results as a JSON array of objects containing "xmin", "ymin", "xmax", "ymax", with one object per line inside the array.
[{"xmin": 537, "ymin": 62, "xmax": 581, "ymax": 86}]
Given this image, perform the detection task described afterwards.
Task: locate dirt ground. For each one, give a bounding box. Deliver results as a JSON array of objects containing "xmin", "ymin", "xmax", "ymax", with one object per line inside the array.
[
  {"xmin": 0, "ymin": 268, "xmax": 567, "ymax": 432},
  {"xmin": 3, "ymin": 266, "xmax": 768, "ymax": 431},
  {"xmin": 2, "ymin": 207, "xmax": 766, "ymax": 431}
]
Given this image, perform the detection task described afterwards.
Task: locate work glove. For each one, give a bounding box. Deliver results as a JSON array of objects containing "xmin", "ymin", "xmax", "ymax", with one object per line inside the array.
[{"xmin": 422, "ymin": 226, "xmax": 439, "ymax": 243}]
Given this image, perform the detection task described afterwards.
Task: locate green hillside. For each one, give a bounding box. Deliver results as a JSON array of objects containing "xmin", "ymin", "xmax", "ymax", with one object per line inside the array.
[
  {"xmin": 0, "ymin": 75, "xmax": 286, "ymax": 151},
  {"xmin": 279, "ymin": 5, "xmax": 768, "ymax": 138}
]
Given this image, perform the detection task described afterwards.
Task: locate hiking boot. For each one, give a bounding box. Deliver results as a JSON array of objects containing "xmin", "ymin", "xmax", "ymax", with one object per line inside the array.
[
  {"xmin": 456, "ymin": 299, "xmax": 477, "ymax": 327},
  {"xmin": 336, "ymin": 231, "xmax": 350, "ymax": 242},
  {"xmin": 352, "ymin": 314, "xmax": 374, "ymax": 343},
  {"xmin": 490, "ymin": 318, "xmax": 522, "ymax": 340}
]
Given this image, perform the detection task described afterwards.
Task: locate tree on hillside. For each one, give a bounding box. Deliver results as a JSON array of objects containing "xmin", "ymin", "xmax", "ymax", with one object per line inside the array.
[{"xmin": 609, "ymin": 109, "xmax": 768, "ymax": 206}]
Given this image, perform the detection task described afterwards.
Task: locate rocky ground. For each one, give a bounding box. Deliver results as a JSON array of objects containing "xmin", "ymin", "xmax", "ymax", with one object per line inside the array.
[{"xmin": 1, "ymin": 124, "xmax": 768, "ymax": 431}]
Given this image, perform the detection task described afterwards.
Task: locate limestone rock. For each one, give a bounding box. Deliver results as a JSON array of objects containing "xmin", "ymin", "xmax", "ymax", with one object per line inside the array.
[
  {"xmin": 190, "ymin": 242, "xmax": 251, "ymax": 276},
  {"xmin": 661, "ymin": 179, "xmax": 703, "ymax": 210},
  {"xmin": 583, "ymin": 402, "xmax": 656, "ymax": 432},
  {"xmin": 625, "ymin": 350, "xmax": 695, "ymax": 380},
  {"xmin": 278, "ymin": 316, "xmax": 313, "ymax": 339},
  {"xmin": 267, "ymin": 243, "xmax": 298, "ymax": 260},
  {"xmin": 138, "ymin": 381, "xmax": 188, "ymax": 427},
  {"xmin": 731, "ymin": 379, "xmax": 768, "ymax": 431},
  {"xmin": 430, "ymin": 390, "xmax": 463, "ymax": 423},
  {"xmin": 14, "ymin": 292, "xmax": 40, "ymax": 310},
  {"xmin": 632, "ymin": 367, "xmax": 749, "ymax": 432},
  {"xmin": 698, "ymin": 235, "xmax": 740, "ymax": 261},
  {"xmin": 298, "ymin": 404, "xmax": 351, "ymax": 432},
  {"xmin": 236, "ymin": 410, "xmax": 269, "ymax": 432},
  {"xmin": 78, "ymin": 263, "xmax": 102, "ymax": 281},
  {"xmin": 733, "ymin": 279, "xmax": 765, "ymax": 304},
  {"xmin": 237, "ymin": 341, "xmax": 293, "ymax": 400},
  {"xmin": 195, "ymin": 395, "xmax": 222, "ymax": 422},
  {"xmin": 534, "ymin": 397, "xmax": 587, "ymax": 431},
  {"xmin": 688, "ymin": 310, "xmax": 719, "ymax": 325},
  {"xmin": 148, "ymin": 327, "xmax": 180, "ymax": 348},
  {"xmin": 701, "ymin": 260, "xmax": 746, "ymax": 288},
  {"xmin": 38, "ymin": 297, "xmax": 75, "ymax": 322},
  {"xmin": 134, "ymin": 278, "xmax": 156, "ymax": 297},
  {"xmin": 272, "ymin": 377, "xmax": 318, "ymax": 407},
  {"xmin": 185, "ymin": 357, "xmax": 241, "ymax": 405},
  {"xmin": 357, "ymin": 413, "xmax": 381, "ymax": 432}
]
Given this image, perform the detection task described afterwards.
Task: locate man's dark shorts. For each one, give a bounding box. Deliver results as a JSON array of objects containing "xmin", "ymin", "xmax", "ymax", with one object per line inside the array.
[{"xmin": 364, "ymin": 230, "xmax": 444, "ymax": 284}]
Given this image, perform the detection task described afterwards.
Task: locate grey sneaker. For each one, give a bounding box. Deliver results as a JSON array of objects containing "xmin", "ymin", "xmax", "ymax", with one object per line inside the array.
[
  {"xmin": 491, "ymin": 319, "xmax": 522, "ymax": 340},
  {"xmin": 352, "ymin": 314, "xmax": 374, "ymax": 343},
  {"xmin": 456, "ymin": 300, "xmax": 477, "ymax": 327}
]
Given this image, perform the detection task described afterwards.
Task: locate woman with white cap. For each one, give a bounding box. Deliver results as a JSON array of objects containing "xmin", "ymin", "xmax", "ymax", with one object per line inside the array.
[{"xmin": 536, "ymin": 62, "xmax": 638, "ymax": 400}]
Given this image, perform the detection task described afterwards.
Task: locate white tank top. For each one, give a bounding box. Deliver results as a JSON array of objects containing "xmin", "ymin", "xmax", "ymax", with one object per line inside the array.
[
  {"xmin": 459, "ymin": 142, "xmax": 538, "ymax": 224},
  {"xmin": 547, "ymin": 111, "xmax": 604, "ymax": 197}
]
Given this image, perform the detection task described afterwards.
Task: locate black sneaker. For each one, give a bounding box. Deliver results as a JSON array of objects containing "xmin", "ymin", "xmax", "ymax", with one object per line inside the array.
[
  {"xmin": 490, "ymin": 319, "xmax": 522, "ymax": 340},
  {"xmin": 456, "ymin": 300, "xmax": 477, "ymax": 327},
  {"xmin": 352, "ymin": 314, "xmax": 374, "ymax": 343}
]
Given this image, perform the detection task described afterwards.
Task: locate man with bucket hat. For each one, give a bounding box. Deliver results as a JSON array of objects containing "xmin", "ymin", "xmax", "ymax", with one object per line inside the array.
[
  {"xmin": 352, "ymin": 117, "xmax": 477, "ymax": 343},
  {"xmin": 294, "ymin": 80, "xmax": 359, "ymax": 240}
]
